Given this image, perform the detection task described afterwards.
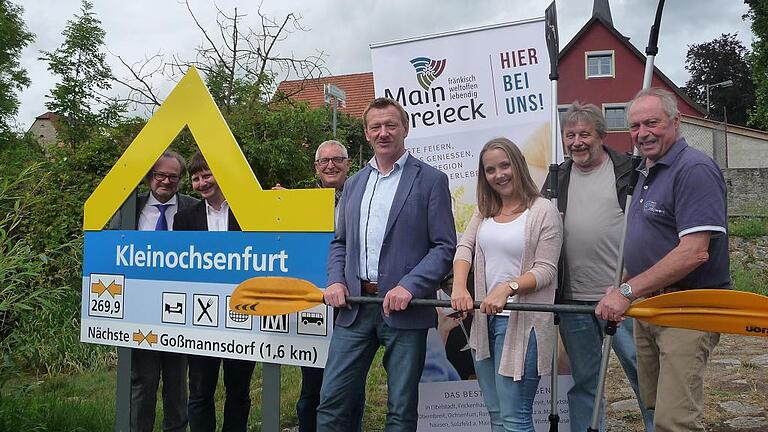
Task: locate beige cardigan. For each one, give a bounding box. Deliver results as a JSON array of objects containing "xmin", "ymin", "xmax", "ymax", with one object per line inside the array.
[{"xmin": 454, "ymin": 197, "xmax": 562, "ymax": 379}]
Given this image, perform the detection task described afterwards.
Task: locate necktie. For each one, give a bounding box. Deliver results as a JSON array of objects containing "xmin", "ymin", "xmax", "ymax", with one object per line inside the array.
[{"xmin": 154, "ymin": 204, "xmax": 171, "ymax": 231}]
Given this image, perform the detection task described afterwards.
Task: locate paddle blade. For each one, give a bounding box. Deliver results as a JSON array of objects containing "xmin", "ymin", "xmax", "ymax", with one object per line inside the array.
[
  {"xmin": 229, "ymin": 276, "xmax": 325, "ymax": 316},
  {"xmin": 627, "ymin": 289, "xmax": 768, "ymax": 337}
]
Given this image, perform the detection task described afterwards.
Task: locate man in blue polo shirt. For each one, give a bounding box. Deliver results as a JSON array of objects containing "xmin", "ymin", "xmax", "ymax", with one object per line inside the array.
[{"xmin": 596, "ymin": 88, "xmax": 729, "ymax": 432}]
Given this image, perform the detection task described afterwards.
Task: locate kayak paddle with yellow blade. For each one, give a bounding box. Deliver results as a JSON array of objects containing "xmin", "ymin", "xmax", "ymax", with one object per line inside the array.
[{"xmin": 229, "ymin": 276, "xmax": 768, "ymax": 337}]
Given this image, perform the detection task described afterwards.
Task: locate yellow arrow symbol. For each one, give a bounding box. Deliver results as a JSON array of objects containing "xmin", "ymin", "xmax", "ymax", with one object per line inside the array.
[
  {"xmin": 91, "ymin": 280, "xmax": 107, "ymax": 296},
  {"xmin": 132, "ymin": 330, "xmax": 158, "ymax": 346},
  {"xmin": 106, "ymin": 281, "xmax": 123, "ymax": 297},
  {"xmin": 146, "ymin": 331, "xmax": 158, "ymax": 345}
]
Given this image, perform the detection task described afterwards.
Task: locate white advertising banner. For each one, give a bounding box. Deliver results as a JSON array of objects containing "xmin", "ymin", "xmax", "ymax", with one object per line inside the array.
[
  {"xmin": 371, "ymin": 18, "xmax": 563, "ymax": 231},
  {"xmin": 371, "ymin": 18, "xmax": 571, "ymax": 431}
]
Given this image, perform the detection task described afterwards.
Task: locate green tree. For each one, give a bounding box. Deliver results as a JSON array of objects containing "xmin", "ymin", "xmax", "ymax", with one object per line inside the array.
[
  {"xmin": 0, "ymin": 0, "xmax": 34, "ymax": 137},
  {"xmin": 684, "ymin": 33, "xmax": 754, "ymax": 126},
  {"xmin": 115, "ymin": 1, "xmax": 366, "ymax": 187},
  {"xmin": 40, "ymin": 0, "xmax": 122, "ymax": 146},
  {"xmin": 745, "ymin": 0, "xmax": 768, "ymax": 130}
]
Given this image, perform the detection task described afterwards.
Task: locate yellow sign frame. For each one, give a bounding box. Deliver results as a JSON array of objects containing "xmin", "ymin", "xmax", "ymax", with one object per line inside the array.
[{"xmin": 83, "ymin": 67, "xmax": 333, "ymax": 232}]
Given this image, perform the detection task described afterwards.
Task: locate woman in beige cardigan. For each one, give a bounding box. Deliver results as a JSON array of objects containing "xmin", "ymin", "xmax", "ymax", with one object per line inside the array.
[{"xmin": 451, "ymin": 137, "xmax": 562, "ymax": 432}]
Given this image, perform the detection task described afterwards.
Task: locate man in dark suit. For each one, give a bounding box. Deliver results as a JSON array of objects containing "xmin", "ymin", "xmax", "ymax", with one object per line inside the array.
[
  {"xmin": 317, "ymin": 98, "xmax": 457, "ymax": 432},
  {"xmin": 173, "ymin": 151, "xmax": 255, "ymax": 432},
  {"xmin": 111, "ymin": 150, "xmax": 197, "ymax": 432}
]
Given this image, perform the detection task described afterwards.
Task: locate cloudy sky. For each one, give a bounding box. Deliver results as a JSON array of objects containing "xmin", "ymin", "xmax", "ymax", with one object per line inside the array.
[{"xmin": 14, "ymin": 0, "xmax": 753, "ymax": 130}]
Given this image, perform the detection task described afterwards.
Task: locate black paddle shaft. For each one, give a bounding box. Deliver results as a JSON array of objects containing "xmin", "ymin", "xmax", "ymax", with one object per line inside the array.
[{"xmin": 344, "ymin": 296, "xmax": 595, "ymax": 315}]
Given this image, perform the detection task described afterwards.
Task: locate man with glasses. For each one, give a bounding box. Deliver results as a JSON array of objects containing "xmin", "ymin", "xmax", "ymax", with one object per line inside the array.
[
  {"xmin": 296, "ymin": 140, "xmax": 363, "ymax": 432},
  {"xmin": 111, "ymin": 150, "xmax": 198, "ymax": 432}
]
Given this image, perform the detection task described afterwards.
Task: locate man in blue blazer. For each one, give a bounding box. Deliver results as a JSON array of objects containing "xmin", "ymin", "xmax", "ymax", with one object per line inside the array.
[{"xmin": 317, "ymin": 97, "xmax": 457, "ymax": 432}]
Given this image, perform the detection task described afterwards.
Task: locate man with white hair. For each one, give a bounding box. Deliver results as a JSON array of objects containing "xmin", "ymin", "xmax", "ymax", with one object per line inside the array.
[{"xmin": 596, "ymin": 88, "xmax": 729, "ymax": 432}]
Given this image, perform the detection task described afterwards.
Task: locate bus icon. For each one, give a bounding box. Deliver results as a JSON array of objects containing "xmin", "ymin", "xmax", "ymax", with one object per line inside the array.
[
  {"xmin": 297, "ymin": 305, "xmax": 328, "ymax": 336},
  {"xmin": 301, "ymin": 312, "xmax": 325, "ymax": 326}
]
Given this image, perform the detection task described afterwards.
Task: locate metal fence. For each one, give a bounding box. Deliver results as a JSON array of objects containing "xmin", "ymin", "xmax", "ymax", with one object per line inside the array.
[
  {"xmin": 680, "ymin": 119, "xmax": 726, "ymax": 167},
  {"xmin": 680, "ymin": 116, "xmax": 768, "ymax": 169}
]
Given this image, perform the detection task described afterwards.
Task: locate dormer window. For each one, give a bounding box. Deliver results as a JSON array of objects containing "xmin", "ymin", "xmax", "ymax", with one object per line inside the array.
[{"xmin": 585, "ymin": 51, "xmax": 615, "ymax": 78}]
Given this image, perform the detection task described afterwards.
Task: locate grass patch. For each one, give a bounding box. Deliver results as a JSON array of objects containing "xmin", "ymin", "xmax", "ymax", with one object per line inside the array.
[
  {"xmin": 729, "ymin": 217, "xmax": 768, "ymax": 238},
  {"xmin": 0, "ymin": 371, "xmax": 115, "ymax": 431},
  {"xmin": 1, "ymin": 350, "xmax": 390, "ymax": 431},
  {"xmin": 732, "ymin": 264, "xmax": 768, "ymax": 296}
]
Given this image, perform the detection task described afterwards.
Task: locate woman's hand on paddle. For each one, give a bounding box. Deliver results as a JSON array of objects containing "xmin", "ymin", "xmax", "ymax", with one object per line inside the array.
[
  {"xmin": 480, "ymin": 282, "xmax": 511, "ymax": 315},
  {"xmin": 450, "ymin": 284, "xmax": 474, "ymax": 314}
]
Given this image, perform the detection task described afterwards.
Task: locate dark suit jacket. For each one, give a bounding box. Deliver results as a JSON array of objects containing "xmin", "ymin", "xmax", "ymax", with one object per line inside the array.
[
  {"xmin": 172, "ymin": 200, "xmax": 240, "ymax": 232},
  {"xmin": 328, "ymin": 154, "xmax": 457, "ymax": 330},
  {"xmin": 108, "ymin": 192, "xmax": 199, "ymax": 230}
]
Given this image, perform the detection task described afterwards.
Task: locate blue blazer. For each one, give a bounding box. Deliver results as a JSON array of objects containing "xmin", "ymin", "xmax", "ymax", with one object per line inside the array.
[{"xmin": 327, "ymin": 154, "xmax": 457, "ymax": 330}]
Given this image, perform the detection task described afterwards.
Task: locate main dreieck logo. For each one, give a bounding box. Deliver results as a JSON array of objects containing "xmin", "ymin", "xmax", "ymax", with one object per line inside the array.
[{"xmin": 410, "ymin": 56, "xmax": 446, "ymax": 91}]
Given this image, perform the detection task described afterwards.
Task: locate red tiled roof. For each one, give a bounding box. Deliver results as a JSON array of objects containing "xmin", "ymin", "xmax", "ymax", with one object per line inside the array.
[
  {"xmin": 35, "ymin": 111, "xmax": 61, "ymax": 120},
  {"xmin": 275, "ymin": 72, "xmax": 374, "ymax": 119}
]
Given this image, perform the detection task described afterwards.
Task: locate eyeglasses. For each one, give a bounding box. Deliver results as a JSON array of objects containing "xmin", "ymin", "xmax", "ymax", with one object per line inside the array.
[
  {"xmin": 315, "ymin": 157, "xmax": 348, "ymax": 166},
  {"xmin": 151, "ymin": 171, "xmax": 181, "ymax": 183}
]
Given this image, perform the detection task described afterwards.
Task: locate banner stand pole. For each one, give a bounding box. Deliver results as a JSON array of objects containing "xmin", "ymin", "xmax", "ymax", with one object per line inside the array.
[
  {"xmin": 545, "ymin": 2, "xmax": 561, "ymax": 431},
  {"xmin": 114, "ymin": 190, "xmax": 138, "ymax": 432},
  {"xmin": 588, "ymin": 2, "xmax": 665, "ymax": 431},
  {"xmin": 262, "ymin": 363, "xmax": 282, "ymax": 431}
]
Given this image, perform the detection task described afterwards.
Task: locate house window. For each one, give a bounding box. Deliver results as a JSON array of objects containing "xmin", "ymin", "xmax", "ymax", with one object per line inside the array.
[
  {"xmin": 604, "ymin": 104, "xmax": 628, "ymax": 130},
  {"xmin": 586, "ymin": 51, "xmax": 614, "ymax": 78}
]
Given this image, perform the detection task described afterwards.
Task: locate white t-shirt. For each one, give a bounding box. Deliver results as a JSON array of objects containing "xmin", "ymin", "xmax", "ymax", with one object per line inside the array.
[{"xmin": 477, "ymin": 210, "xmax": 527, "ymax": 316}]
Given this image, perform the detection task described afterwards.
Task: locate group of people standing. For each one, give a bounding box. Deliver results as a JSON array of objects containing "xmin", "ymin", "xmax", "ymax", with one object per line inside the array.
[
  {"xmin": 317, "ymin": 88, "xmax": 727, "ymax": 432},
  {"xmin": 125, "ymin": 86, "xmax": 728, "ymax": 432}
]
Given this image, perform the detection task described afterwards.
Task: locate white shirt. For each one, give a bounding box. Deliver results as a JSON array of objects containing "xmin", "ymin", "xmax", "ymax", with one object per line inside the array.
[
  {"xmin": 477, "ymin": 210, "xmax": 528, "ymax": 316},
  {"xmin": 206, "ymin": 200, "xmax": 230, "ymax": 232},
  {"xmin": 358, "ymin": 151, "xmax": 410, "ymax": 282},
  {"xmin": 138, "ymin": 194, "xmax": 178, "ymax": 231}
]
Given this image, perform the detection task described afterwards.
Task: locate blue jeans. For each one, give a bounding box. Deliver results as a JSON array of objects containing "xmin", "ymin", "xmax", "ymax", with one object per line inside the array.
[
  {"xmin": 473, "ymin": 315, "xmax": 541, "ymax": 432},
  {"xmin": 187, "ymin": 355, "xmax": 255, "ymax": 432},
  {"xmin": 559, "ymin": 302, "xmax": 654, "ymax": 432},
  {"xmin": 317, "ymin": 302, "xmax": 428, "ymax": 432}
]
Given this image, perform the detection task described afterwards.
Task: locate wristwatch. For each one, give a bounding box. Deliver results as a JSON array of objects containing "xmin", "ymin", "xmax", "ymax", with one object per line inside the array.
[
  {"xmin": 508, "ymin": 280, "xmax": 520, "ymax": 297},
  {"xmin": 619, "ymin": 282, "xmax": 636, "ymax": 301}
]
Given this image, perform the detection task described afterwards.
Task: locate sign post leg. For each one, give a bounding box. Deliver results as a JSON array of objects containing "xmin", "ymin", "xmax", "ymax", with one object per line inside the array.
[
  {"xmin": 115, "ymin": 348, "xmax": 132, "ymax": 431},
  {"xmin": 114, "ymin": 191, "xmax": 137, "ymax": 431},
  {"xmin": 261, "ymin": 363, "xmax": 282, "ymax": 431}
]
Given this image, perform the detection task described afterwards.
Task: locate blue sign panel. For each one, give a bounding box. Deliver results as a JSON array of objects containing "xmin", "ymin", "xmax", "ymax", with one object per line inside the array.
[{"xmin": 80, "ymin": 230, "xmax": 334, "ymax": 367}]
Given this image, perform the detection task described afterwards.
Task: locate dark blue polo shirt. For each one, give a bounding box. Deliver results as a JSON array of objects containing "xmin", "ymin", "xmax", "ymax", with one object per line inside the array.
[{"xmin": 624, "ymin": 138, "xmax": 730, "ymax": 289}]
